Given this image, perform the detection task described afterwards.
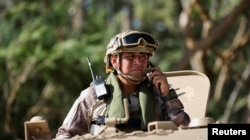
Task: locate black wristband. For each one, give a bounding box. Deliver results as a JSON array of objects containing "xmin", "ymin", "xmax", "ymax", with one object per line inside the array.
[{"xmin": 161, "ymin": 88, "xmax": 178, "ymax": 102}]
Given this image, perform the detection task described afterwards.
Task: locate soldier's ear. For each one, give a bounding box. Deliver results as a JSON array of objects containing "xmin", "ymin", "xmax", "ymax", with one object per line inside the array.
[{"xmin": 110, "ymin": 55, "xmax": 118, "ymax": 68}]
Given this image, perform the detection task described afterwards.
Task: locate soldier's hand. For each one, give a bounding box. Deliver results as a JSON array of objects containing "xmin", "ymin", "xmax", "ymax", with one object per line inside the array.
[{"xmin": 149, "ymin": 67, "xmax": 169, "ymax": 96}]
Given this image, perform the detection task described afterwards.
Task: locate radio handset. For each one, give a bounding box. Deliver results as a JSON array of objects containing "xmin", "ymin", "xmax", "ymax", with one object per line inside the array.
[
  {"xmin": 146, "ymin": 61, "xmax": 154, "ymax": 87},
  {"xmin": 147, "ymin": 62, "xmax": 162, "ymax": 93},
  {"xmin": 87, "ymin": 57, "xmax": 109, "ymax": 100}
]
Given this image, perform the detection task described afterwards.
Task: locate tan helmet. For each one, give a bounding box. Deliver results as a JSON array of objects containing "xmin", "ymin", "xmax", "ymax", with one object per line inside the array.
[{"xmin": 104, "ymin": 30, "xmax": 158, "ymax": 73}]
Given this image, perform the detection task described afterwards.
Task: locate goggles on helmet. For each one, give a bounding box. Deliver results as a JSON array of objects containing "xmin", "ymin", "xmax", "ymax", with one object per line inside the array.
[
  {"xmin": 108, "ymin": 31, "xmax": 158, "ymax": 55},
  {"xmin": 120, "ymin": 32, "xmax": 158, "ymax": 48}
]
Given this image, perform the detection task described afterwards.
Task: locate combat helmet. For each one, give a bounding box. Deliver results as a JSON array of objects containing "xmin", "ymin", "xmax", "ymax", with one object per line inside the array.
[{"xmin": 104, "ymin": 30, "xmax": 159, "ymax": 73}]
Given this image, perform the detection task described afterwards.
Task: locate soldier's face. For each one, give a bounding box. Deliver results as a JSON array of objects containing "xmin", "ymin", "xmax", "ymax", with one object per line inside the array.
[{"xmin": 110, "ymin": 52, "xmax": 149, "ymax": 78}]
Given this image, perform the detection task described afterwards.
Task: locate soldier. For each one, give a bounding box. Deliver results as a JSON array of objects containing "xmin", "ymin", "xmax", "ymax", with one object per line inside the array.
[{"xmin": 55, "ymin": 30, "xmax": 190, "ymax": 139}]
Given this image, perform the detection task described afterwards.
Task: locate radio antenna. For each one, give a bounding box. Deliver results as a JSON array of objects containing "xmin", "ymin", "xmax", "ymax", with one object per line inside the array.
[{"xmin": 87, "ymin": 57, "xmax": 95, "ymax": 80}]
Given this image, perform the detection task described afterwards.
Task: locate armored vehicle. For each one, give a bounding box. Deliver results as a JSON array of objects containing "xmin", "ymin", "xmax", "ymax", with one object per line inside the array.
[{"xmin": 24, "ymin": 70, "xmax": 217, "ymax": 140}]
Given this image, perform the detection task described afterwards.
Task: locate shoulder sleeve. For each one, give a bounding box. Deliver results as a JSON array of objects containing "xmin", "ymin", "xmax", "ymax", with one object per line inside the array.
[{"xmin": 55, "ymin": 86, "xmax": 97, "ymax": 139}]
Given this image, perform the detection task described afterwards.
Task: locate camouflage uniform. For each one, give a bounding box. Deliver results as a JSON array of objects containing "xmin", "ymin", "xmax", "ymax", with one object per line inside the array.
[{"xmin": 55, "ymin": 76, "xmax": 190, "ymax": 139}]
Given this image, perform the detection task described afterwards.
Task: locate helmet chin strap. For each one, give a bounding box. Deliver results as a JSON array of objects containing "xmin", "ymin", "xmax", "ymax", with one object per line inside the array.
[{"xmin": 116, "ymin": 69, "xmax": 146, "ymax": 85}]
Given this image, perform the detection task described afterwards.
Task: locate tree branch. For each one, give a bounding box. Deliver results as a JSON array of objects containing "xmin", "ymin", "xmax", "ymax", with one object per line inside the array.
[{"xmin": 175, "ymin": 0, "xmax": 250, "ymax": 70}]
